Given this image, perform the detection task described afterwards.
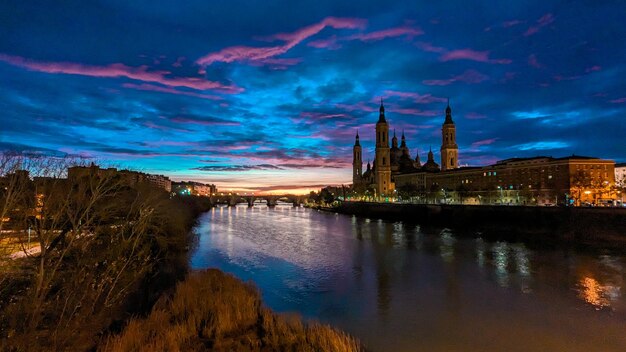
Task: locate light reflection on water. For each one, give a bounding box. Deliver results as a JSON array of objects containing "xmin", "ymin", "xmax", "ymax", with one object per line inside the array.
[{"xmin": 191, "ymin": 205, "xmax": 626, "ymax": 351}]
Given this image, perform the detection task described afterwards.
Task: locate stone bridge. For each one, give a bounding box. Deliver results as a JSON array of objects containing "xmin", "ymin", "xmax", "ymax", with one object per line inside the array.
[{"xmin": 210, "ymin": 194, "xmax": 307, "ymax": 207}]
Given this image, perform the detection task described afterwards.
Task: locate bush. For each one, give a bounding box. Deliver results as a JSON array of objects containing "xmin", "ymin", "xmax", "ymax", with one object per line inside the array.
[{"xmin": 101, "ymin": 269, "xmax": 363, "ymax": 352}]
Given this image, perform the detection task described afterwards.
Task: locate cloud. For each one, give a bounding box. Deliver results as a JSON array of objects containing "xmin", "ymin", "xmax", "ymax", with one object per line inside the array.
[
  {"xmin": 610, "ymin": 97, "xmax": 626, "ymax": 104},
  {"xmin": 249, "ymin": 57, "xmax": 303, "ymax": 69},
  {"xmin": 308, "ymin": 25, "xmax": 423, "ymax": 50},
  {"xmin": 512, "ymin": 111, "xmax": 549, "ymax": 119},
  {"xmin": 346, "ymin": 26, "xmax": 423, "ymax": 41},
  {"xmin": 253, "ymin": 184, "xmax": 333, "ymax": 192},
  {"xmin": 0, "ymin": 53, "xmax": 241, "ymax": 93},
  {"xmin": 383, "ymin": 90, "xmax": 447, "ymax": 104},
  {"xmin": 440, "ymin": 49, "xmax": 511, "ymax": 64},
  {"xmin": 307, "ymin": 35, "xmax": 342, "ymax": 49},
  {"xmin": 524, "ymin": 13, "xmax": 554, "ymax": 36},
  {"xmin": 465, "ymin": 112, "xmax": 487, "ymax": 120},
  {"xmin": 415, "ymin": 42, "xmax": 446, "ymax": 53},
  {"xmin": 335, "ymin": 102, "xmax": 377, "ymax": 112},
  {"xmin": 513, "ymin": 141, "xmax": 569, "ymax": 150},
  {"xmin": 585, "ymin": 65, "xmax": 601, "ymax": 73},
  {"xmin": 388, "ymin": 107, "xmax": 438, "ymax": 116},
  {"xmin": 503, "ymin": 20, "xmax": 524, "ymax": 28},
  {"xmin": 142, "ymin": 121, "xmax": 191, "ymax": 133},
  {"xmin": 471, "ymin": 138, "xmax": 498, "ymax": 148},
  {"xmin": 195, "ymin": 17, "xmax": 366, "ymax": 66},
  {"xmin": 423, "ymin": 69, "xmax": 489, "ymax": 86},
  {"xmin": 169, "ymin": 116, "xmax": 240, "ymax": 126},
  {"xmin": 122, "ymin": 83, "xmax": 223, "ymax": 100},
  {"xmin": 193, "ymin": 164, "xmax": 284, "ymax": 172}
]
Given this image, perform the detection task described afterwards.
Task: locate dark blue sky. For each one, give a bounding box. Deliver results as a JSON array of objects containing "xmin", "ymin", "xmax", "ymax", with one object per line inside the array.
[{"xmin": 1, "ymin": 0, "xmax": 624, "ymax": 193}]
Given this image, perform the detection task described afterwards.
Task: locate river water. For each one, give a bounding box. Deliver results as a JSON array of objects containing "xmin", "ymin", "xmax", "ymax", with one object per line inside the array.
[{"xmin": 190, "ymin": 205, "xmax": 626, "ymax": 351}]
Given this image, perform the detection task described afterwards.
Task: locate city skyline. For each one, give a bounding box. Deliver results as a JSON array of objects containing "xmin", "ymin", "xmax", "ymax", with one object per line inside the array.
[{"xmin": 1, "ymin": 1, "xmax": 625, "ymax": 194}]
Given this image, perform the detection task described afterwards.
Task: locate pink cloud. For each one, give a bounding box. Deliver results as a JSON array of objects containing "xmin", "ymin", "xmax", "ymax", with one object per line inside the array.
[
  {"xmin": 300, "ymin": 112, "xmax": 350, "ymax": 120},
  {"xmin": 307, "ymin": 25, "xmax": 422, "ymax": 50},
  {"xmin": 503, "ymin": 20, "xmax": 524, "ymax": 28},
  {"xmin": 170, "ymin": 117, "xmax": 240, "ymax": 126},
  {"xmin": 610, "ymin": 97, "xmax": 626, "ymax": 104},
  {"xmin": 465, "ymin": 112, "xmax": 487, "ymax": 120},
  {"xmin": 415, "ymin": 41, "xmax": 447, "ymax": 53},
  {"xmin": 335, "ymin": 102, "xmax": 377, "ymax": 112},
  {"xmin": 0, "ymin": 53, "xmax": 241, "ymax": 93},
  {"xmin": 384, "ymin": 90, "xmax": 447, "ymax": 104},
  {"xmin": 143, "ymin": 121, "xmax": 190, "ymax": 133},
  {"xmin": 423, "ymin": 70, "xmax": 489, "ymax": 86},
  {"xmin": 248, "ymin": 57, "xmax": 303, "ymax": 70},
  {"xmin": 196, "ymin": 17, "xmax": 366, "ymax": 66},
  {"xmin": 471, "ymin": 138, "xmax": 498, "ymax": 148},
  {"xmin": 388, "ymin": 107, "xmax": 438, "ymax": 116},
  {"xmin": 554, "ymin": 74, "xmax": 581, "ymax": 82},
  {"xmin": 585, "ymin": 65, "xmax": 601, "ymax": 73},
  {"xmin": 440, "ymin": 49, "xmax": 511, "ymax": 64},
  {"xmin": 524, "ymin": 13, "xmax": 554, "ymax": 36},
  {"xmin": 347, "ymin": 26, "xmax": 423, "ymax": 41},
  {"xmin": 307, "ymin": 35, "xmax": 342, "ymax": 49},
  {"xmin": 122, "ymin": 83, "xmax": 222, "ymax": 100},
  {"xmin": 528, "ymin": 54, "xmax": 544, "ymax": 68}
]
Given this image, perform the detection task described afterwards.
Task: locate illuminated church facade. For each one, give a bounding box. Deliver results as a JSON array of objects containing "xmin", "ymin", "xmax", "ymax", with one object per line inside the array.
[
  {"xmin": 351, "ymin": 100, "xmax": 617, "ymax": 206},
  {"xmin": 352, "ymin": 100, "xmax": 458, "ymax": 197}
]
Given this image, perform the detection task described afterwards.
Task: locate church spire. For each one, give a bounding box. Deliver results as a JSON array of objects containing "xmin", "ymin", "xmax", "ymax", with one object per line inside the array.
[
  {"xmin": 354, "ymin": 129, "xmax": 360, "ymax": 146},
  {"xmin": 378, "ymin": 97, "xmax": 386, "ymax": 123},
  {"xmin": 444, "ymin": 98, "xmax": 453, "ymax": 124}
]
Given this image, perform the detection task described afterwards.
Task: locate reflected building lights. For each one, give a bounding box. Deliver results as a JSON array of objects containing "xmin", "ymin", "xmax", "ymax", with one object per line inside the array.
[
  {"xmin": 439, "ymin": 229, "xmax": 455, "ymax": 263},
  {"xmin": 492, "ymin": 242, "xmax": 509, "ymax": 288},
  {"xmin": 475, "ymin": 238, "xmax": 486, "ymax": 268},
  {"xmin": 577, "ymin": 276, "xmax": 620, "ymax": 310},
  {"xmin": 512, "ymin": 244, "xmax": 532, "ymax": 293}
]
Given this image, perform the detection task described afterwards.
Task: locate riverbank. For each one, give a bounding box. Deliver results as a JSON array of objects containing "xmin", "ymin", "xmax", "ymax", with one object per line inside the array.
[
  {"xmin": 331, "ymin": 202, "xmax": 626, "ymax": 249},
  {"xmin": 0, "ymin": 192, "xmax": 213, "ymax": 350},
  {"xmin": 101, "ymin": 269, "xmax": 363, "ymax": 352},
  {"xmin": 2, "ymin": 190, "xmax": 361, "ymax": 351}
]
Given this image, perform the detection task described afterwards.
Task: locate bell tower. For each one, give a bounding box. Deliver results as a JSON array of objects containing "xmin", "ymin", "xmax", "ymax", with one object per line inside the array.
[
  {"xmin": 352, "ymin": 130, "xmax": 362, "ymax": 185},
  {"xmin": 375, "ymin": 98, "xmax": 392, "ymax": 197},
  {"xmin": 440, "ymin": 100, "xmax": 458, "ymax": 171}
]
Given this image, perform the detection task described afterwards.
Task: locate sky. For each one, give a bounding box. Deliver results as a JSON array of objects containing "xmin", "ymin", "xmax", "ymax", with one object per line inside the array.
[{"xmin": 1, "ymin": 0, "xmax": 625, "ymax": 194}]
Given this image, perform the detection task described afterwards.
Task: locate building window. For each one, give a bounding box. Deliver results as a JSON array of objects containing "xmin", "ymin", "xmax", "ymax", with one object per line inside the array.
[{"xmin": 383, "ymin": 157, "xmax": 386, "ymax": 165}]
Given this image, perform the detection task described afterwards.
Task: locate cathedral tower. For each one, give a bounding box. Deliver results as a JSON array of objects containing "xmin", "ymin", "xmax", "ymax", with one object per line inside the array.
[
  {"xmin": 352, "ymin": 130, "xmax": 362, "ymax": 185},
  {"xmin": 440, "ymin": 100, "xmax": 458, "ymax": 171},
  {"xmin": 375, "ymin": 99, "xmax": 393, "ymax": 196}
]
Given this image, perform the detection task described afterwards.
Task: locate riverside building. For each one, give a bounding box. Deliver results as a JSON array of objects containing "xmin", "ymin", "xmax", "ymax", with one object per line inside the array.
[{"xmin": 352, "ymin": 101, "xmax": 616, "ymax": 205}]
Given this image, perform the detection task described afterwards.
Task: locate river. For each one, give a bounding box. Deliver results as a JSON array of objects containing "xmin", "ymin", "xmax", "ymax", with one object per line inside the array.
[{"xmin": 190, "ymin": 205, "xmax": 626, "ymax": 351}]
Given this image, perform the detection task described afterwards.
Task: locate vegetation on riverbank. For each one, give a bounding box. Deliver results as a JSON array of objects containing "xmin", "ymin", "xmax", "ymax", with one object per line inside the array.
[
  {"xmin": 0, "ymin": 154, "xmax": 209, "ymax": 350},
  {"xmin": 101, "ymin": 269, "xmax": 363, "ymax": 352},
  {"xmin": 1, "ymin": 154, "xmax": 362, "ymax": 351}
]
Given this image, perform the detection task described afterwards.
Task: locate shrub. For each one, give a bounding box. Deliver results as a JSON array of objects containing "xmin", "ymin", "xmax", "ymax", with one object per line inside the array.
[{"xmin": 101, "ymin": 269, "xmax": 364, "ymax": 352}]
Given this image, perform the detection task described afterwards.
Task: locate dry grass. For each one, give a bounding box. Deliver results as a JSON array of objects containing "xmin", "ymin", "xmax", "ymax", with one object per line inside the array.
[{"xmin": 101, "ymin": 269, "xmax": 364, "ymax": 352}]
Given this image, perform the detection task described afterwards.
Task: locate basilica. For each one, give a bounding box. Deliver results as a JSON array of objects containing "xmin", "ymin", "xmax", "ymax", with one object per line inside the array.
[
  {"xmin": 352, "ymin": 99, "xmax": 459, "ymax": 196},
  {"xmin": 352, "ymin": 99, "xmax": 616, "ymax": 207}
]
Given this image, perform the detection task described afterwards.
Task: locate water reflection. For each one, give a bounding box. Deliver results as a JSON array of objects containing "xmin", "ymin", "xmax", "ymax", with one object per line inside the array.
[
  {"xmin": 575, "ymin": 255, "xmax": 624, "ymax": 311},
  {"xmin": 191, "ymin": 205, "xmax": 626, "ymax": 351}
]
